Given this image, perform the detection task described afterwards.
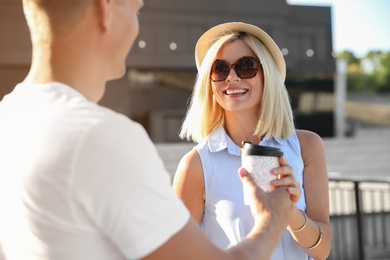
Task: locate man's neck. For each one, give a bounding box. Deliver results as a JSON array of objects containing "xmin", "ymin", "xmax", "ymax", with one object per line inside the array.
[{"xmin": 25, "ymin": 39, "xmax": 106, "ymax": 103}]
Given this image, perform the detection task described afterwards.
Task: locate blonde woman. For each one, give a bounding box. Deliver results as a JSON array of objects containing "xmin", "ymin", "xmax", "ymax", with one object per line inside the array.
[{"xmin": 173, "ymin": 22, "xmax": 332, "ymax": 260}]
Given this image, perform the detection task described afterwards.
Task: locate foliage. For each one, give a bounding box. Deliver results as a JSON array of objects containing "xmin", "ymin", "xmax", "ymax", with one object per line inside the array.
[{"xmin": 336, "ymin": 50, "xmax": 390, "ymax": 93}]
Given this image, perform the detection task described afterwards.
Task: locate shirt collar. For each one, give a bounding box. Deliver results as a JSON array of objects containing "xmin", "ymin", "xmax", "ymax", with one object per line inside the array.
[
  {"xmin": 207, "ymin": 127, "xmax": 240, "ymax": 155},
  {"xmin": 207, "ymin": 127, "xmax": 282, "ymax": 156}
]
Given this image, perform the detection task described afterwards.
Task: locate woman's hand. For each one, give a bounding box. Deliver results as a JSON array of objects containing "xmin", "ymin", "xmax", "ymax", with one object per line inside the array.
[{"xmin": 270, "ymin": 156, "xmax": 301, "ymax": 204}]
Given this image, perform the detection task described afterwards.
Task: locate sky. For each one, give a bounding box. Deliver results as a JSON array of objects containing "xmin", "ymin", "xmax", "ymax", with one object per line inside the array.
[{"xmin": 287, "ymin": 0, "xmax": 390, "ymax": 58}]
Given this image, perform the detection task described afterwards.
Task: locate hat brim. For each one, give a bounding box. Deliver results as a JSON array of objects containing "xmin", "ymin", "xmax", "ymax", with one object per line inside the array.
[{"xmin": 195, "ymin": 22, "xmax": 286, "ymax": 80}]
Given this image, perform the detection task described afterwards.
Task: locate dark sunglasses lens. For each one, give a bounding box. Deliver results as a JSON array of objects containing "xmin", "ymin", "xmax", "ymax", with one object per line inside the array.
[
  {"xmin": 235, "ymin": 57, "xmax": 259, "ymax": 79},
  {"xmin": 211, "ymin": 60, "xmax": 230, "ymax": 82}
]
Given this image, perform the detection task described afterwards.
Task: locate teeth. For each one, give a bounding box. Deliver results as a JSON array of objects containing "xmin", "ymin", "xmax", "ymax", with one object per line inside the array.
[{"xmin": 226, "ymin": 89, "xmax": 247, "ymax": 95}]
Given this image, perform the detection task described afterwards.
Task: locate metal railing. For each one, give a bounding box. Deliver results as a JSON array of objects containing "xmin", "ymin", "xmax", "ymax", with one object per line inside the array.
[{"xmin": 328, "ymin": 177, "xmax": 390, "ymax": 260}]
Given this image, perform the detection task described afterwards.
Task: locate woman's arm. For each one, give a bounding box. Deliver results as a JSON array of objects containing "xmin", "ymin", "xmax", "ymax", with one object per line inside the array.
[
  {"xmin": 288, "ymin": 130, "xmax": 332, "ymax": 260},
  {"xmin": 172, "ymin": 148, "xmax": 205, "ymax": 224}
]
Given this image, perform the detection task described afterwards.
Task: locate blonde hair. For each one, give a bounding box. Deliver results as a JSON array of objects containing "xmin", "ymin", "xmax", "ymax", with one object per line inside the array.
[{"xmin": 179, "ymin": 32, "xmax": 294, "ymax": 143}]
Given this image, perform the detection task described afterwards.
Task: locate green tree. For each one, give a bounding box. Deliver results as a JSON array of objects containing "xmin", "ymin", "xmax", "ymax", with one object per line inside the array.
[
  {"xmin": 363, "ymin": 51, "xmax": 390, "ymax": 93},
  {"xmin": 336, "ymin": 50, "xmax": 390, "ymax": 93},
  {"xmin": 337, "ymin": 50, "xmax": 360, "ymax": 65},
  {"xmin": 377, "ymin": 52, "xmax": 390, "ymax": 93}
]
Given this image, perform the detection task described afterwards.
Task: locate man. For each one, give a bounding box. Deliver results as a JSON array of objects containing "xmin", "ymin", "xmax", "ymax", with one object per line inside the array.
[{"xmin": 0, "ymin": 0, "xmax": 295, "ymax": 259}]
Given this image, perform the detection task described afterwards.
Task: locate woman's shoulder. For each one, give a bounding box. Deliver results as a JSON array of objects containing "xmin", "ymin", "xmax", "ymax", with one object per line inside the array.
[
  {"xmin": 173, "ymin": 147, "xmax": 204, "ymax": 193},
  {"xmin": 296, "ymin": 129, "xmax": 325, "ymax": 156},
  {"xmin": 176, "ymin": 147, "xmax": 203, "ymax": 176},
  {"xmin": 296, "ymin": 129, "xmax": 323, "ymax": 144}
]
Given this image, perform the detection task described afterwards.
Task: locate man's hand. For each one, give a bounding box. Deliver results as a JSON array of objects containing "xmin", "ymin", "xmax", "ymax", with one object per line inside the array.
[{"xmin": 238, "ymin": 167, "xmax": 293, "ymax": 239}]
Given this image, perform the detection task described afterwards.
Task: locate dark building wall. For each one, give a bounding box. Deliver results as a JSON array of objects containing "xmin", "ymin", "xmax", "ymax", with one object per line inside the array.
[
  {"xmin": 285, "ymin": 5, "xmax": 334, "ymax": 74},
  {"xmin": 127, "ymin": 0, "xmax": 335, "ymax": 74}
]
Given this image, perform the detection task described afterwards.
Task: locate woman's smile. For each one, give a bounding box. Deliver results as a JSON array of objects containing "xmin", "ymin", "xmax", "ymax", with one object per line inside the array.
[{"xmin": 223, "ymin": 87, "xmax": 249, "ymax": 96}]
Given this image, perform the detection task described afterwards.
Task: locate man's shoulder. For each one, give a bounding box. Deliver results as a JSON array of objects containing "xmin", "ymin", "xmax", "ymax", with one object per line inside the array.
[
  {"xmin": 62, "ymin": 101, "xmax": 144, "ymax": 141},
  {"xmin": 80, "ymin": 103, "xmax": 142, "ymax": 135}
]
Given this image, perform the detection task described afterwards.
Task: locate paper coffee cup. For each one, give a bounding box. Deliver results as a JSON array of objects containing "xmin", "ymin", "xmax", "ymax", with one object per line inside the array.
[{"xmin": 240, "ymin": 141, "xmax": 283, "ymax": 205}]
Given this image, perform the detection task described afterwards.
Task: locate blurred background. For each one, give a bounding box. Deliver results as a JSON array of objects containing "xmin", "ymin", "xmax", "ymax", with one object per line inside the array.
[
  {"xmin": 1, "ymin": 0, "xmax": 389, "ymax": 259},
  {"xmin": 1, "ymin": 0, "xmax": 389, "ymax": 141}
]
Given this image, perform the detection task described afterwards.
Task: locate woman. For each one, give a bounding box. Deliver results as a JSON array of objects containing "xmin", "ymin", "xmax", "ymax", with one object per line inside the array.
[{"xmin": 173, "ymin": 22, "xmax": 332, "ymax": 260}]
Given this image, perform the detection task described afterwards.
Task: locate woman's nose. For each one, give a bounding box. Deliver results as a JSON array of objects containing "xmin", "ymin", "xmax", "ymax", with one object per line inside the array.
[{"xmin": 226, "ymin": 68, "xmax": 241, "ymax": 81}]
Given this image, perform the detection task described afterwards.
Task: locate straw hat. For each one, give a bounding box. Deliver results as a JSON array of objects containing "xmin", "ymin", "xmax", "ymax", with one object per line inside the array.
[{"xmin": 195, "ymin": 22, "xmax": 286, "ymax": 80}]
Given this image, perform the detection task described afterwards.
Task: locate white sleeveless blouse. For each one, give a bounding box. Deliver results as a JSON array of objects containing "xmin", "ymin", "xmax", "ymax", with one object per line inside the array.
[{"xmin": 196, "ymin": 127, "xmax": 310, "ymax": 260}]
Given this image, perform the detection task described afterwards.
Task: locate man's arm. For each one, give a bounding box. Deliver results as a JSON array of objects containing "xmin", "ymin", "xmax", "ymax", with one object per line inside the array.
[{"xmin": 143, "ymin": 169, "xmax": 293, "ymax": 260}]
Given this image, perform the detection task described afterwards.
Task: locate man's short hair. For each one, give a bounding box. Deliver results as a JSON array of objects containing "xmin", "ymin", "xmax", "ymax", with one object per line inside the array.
[{"xmin": 23, "ymin": 0, "xmax": 93, "ymax": 38}]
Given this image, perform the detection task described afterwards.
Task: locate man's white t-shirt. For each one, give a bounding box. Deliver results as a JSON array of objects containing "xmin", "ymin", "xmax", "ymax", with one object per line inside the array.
[{"xmin": 0, "ymin": 82, "xmax": 189, "ymax": 260}]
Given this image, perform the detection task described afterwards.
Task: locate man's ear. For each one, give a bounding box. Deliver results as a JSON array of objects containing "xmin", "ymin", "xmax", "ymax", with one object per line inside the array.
[{"xmin": 96, "ymin": 0, "xmax": 113, "ymax": 32}]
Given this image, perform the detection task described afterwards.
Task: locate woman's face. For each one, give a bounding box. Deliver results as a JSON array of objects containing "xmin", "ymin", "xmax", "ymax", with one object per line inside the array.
[{"xmin": 210, "ymin": 40, "xmax": 264, "ymax": 115}]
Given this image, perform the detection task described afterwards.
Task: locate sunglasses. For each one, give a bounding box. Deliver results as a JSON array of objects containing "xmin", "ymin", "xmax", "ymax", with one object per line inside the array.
[{"xmin": 210, "ymin": 56, "xmax": 261, "ymax": 82}]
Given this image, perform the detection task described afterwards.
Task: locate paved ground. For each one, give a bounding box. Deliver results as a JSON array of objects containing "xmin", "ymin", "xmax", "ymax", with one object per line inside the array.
[{"xmin": 324, "ymin": 126, "xmax": 390, "ymax": 180}]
